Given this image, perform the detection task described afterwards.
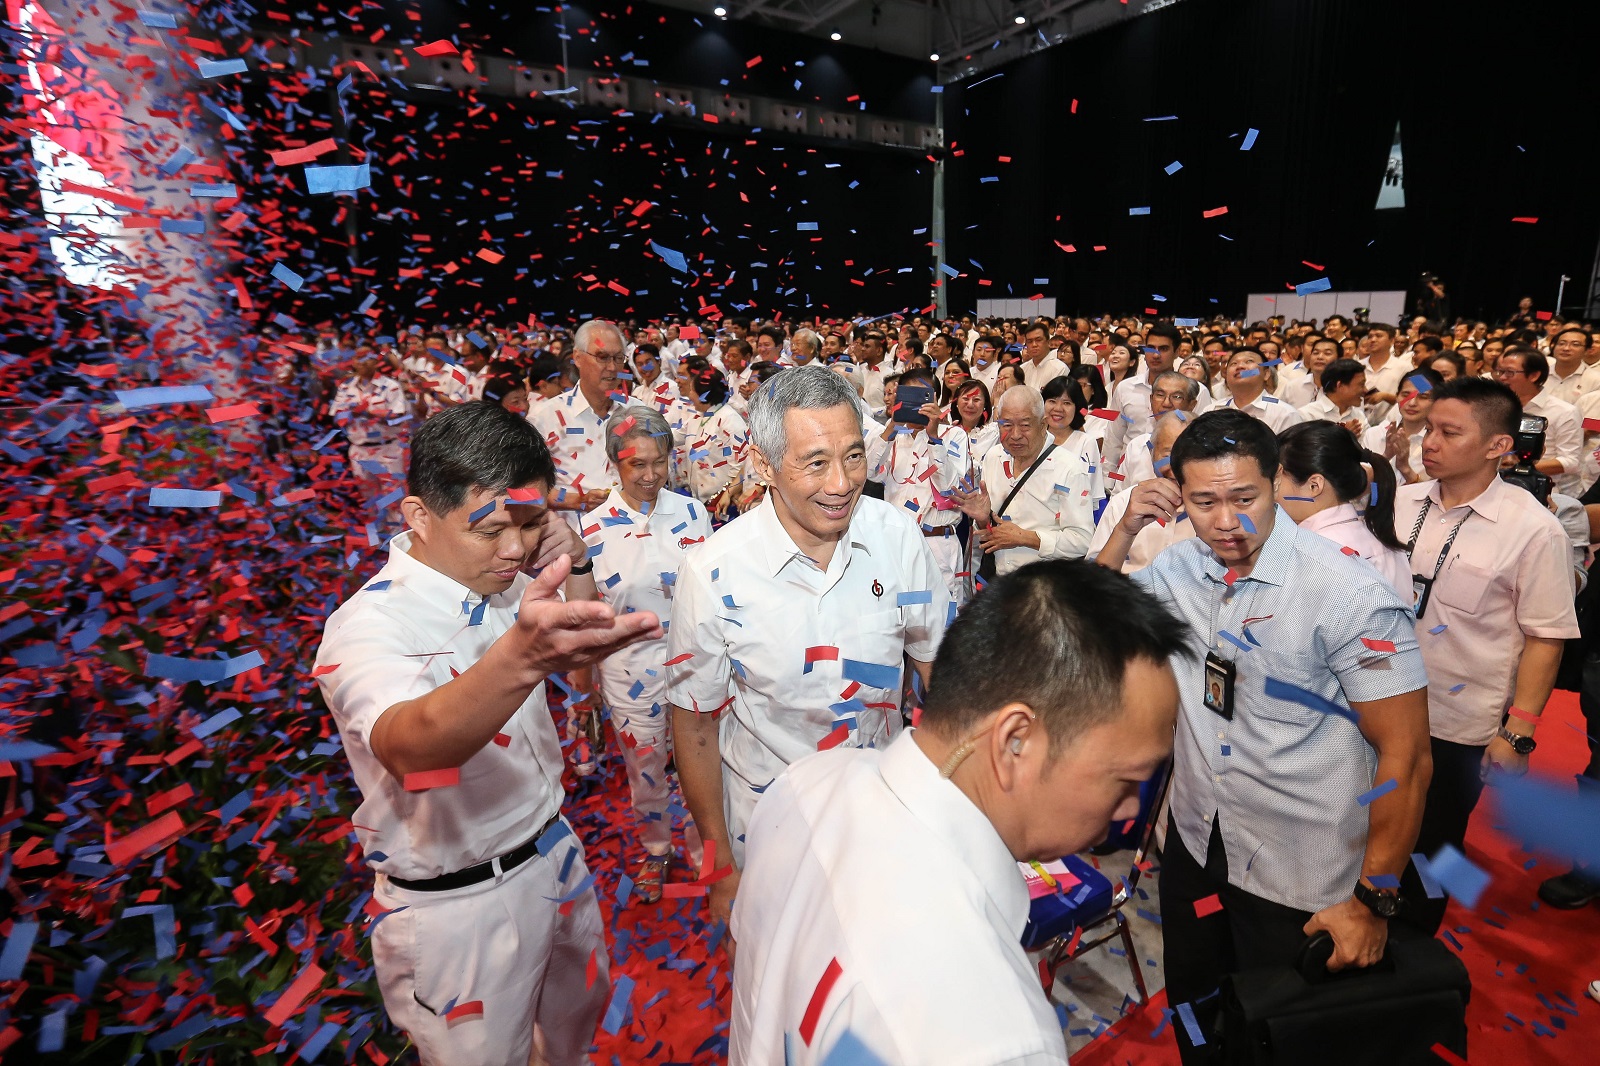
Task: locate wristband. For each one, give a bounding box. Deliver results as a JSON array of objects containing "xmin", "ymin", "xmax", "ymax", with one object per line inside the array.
[
  {"xmin": 1506, "ymin": 706, "xmax": 1540, "ymax": 724},
  {"xmin": 569, "ymin": 558, "xmax": 594, "ymax": 575}
]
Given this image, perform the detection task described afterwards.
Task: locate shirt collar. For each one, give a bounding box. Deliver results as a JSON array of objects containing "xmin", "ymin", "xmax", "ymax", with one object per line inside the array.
[
  {"xmin": 1298, "ymin": 501, "xmax": 1361, "ymax": 535},
  {"xmin": 1425, "ymin": 476, "xmax": 1508, "ymax": 522},
  {"xmin": 1200, "ymin": 506, "xmax": 1295, "ymax": 588},
  {"xmin": 753, "ymin": 496, "xmax": 871, "ymax": 578},
  {"xmin": 385, "ymin": 530, "xmax": 512, "ymax": 616},
  {"xmin": 879, "ymin": 731, "xmax": 1030, "ymax": 937}
]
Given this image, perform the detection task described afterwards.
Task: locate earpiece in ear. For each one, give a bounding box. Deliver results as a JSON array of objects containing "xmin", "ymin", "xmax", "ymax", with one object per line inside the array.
[{"xmin": 1011, "ymin": 738, "xmax": 1023, "ymax": 755}]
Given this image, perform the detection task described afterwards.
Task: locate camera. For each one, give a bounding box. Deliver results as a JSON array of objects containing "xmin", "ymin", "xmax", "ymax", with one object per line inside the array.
[{"xmin": 1499, "ymin": 414, "xmax": 1552, "ymax": 506}]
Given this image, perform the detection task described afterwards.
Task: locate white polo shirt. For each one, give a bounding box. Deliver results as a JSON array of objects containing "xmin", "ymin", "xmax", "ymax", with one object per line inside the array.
[
  {"xmin": 581, "ymin": 488, "xmax": 713, "ymax": 711},
  {"xmin": 529, "ymin": 385, "xmax": 618, "ymax": 515},
  {"xmin": 1217, "ymin": 391, "xmax": 1306, "ymax": 433},
  {"xmin": 731, "ymin": 732, "xmax": 1068, "ymax": 1066},
  {"xmin": 665, "ymin": 496, "xmax": 948, "ymax": 794},
  {"xmin": 1115, "ymin": 431, "xmax": 1157, "ymax": 490},
  {"xmin": 314, "ymin": 532, "xmax": 565, "ymax": 882},
  {"xmin": 978, "ymin": 442, "xmax": 1097, "ymax": 575},
  {"xmin": 1020, "ymin": 354, "xmax": 1068, "ymax": 390}
]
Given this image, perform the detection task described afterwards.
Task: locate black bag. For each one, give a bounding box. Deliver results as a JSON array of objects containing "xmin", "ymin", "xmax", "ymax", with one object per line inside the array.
[
  {"xmin": 976, "ymin": 443, "xmax": 1056, "ymax": 583},
  {"xmin": 1217, "ymin": 930, "xmax": 1471, "ymax": 1066}
]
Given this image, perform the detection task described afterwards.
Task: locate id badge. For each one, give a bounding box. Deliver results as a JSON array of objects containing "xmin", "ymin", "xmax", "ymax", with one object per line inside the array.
[
  {"xmin": 1203, "ymin": 652, "xmax": 1236, "ymax": 721},
  {"xmin": 1411, "ymin": 574, "xmax": 1433, "ymax": 618}
]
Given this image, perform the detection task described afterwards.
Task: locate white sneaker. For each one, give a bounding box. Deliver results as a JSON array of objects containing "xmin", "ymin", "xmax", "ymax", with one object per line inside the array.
[{"xmin": 1587, "ymin": 979, "xmax": 1599, "ymax": 1005}]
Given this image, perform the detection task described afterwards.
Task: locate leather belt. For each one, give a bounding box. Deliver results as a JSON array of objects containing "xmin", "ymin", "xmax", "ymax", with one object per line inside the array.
[
  {"xmin": 387, "ymin": 812, "xmax": 561, "ymax": 892},
  {"xmin": 921, "ymin": 525, "xmax": 958, "ymax": 537}
]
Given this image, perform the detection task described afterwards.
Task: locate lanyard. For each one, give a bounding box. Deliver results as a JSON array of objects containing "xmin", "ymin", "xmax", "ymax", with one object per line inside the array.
[{"xmin": 1405, "ymin": 498, "xmax": 1471, "ymax": 583}]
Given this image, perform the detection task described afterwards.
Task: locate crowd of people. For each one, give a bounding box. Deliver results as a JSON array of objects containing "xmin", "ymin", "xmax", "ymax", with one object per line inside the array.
[{"xmin": 308, "ymin": 303, "xmax": 1600, "ymax": 1064}]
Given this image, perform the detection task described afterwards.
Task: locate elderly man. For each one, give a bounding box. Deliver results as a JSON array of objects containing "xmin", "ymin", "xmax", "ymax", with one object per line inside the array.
[
  {"xmin": 1089, "ymin": 411, "xmax": 1196, "ymax": 573},
  {"xmin": 1113, "ymin": 371, "xmax": 1199, "ymax": 488},
  {"xmin": 1216, "ymin": 347, "xmax": 1305, "ymax": 433},
  {"xmin": 317, "ymin": 402, "xmax": 660, "ymax": 1065},
  {"xmin": 953, "ymin": 384, "xmax": 1096, "ymax": 579},
  {"xmin": 530, "ymin": 319, "xmax": 626, "ymax": 524},
  {"xmin": 788, "ymin": 328, "xmax": 823, "ymax": 367},
  {"xmin": 731, "ymin": 561, "xmax": 1188, "ymax": 1064},
  {"xmin": 668, "ymin": 366, "xmax": 949, "ymax": 946},
  {"xmin": 1097, "ymin": 410, "xmax": 1430, "ymax": 1066}
]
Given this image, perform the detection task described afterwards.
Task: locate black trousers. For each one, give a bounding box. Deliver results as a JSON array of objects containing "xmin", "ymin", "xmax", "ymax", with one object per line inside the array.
[
  {"xmin": 1580, "ymin": 654, "xmax": 1600, "ymax": 787},
  {"xmin": 1160, "ymin": 818, "xmax": 1314, "ymax": 1066},
  {"xmin": 1403, "ymin": 736, "xmax": 1487, "ymax": 935}
]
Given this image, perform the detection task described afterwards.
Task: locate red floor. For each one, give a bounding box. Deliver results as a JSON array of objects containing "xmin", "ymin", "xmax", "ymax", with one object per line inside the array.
[{"xmin": 566, "ymin": 692, "xmax": 1600, "ymax": 1063}]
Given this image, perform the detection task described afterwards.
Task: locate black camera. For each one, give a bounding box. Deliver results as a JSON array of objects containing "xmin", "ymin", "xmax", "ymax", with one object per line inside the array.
[{"xmin": 1500, "ymin": 414, "xmax": 1552, "ymax": 506}]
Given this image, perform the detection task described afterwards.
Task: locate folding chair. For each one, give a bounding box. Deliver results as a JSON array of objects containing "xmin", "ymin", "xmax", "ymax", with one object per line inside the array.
[{"xmin": 1021, "ymin": 757, "xmax": 1172, "ymax": 1003}]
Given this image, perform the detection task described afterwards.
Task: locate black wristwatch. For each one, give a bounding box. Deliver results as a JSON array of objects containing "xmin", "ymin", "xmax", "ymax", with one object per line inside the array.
[
  {"xmin": 1353, "ymin": 879, "xmax": 1401, "ymax": 919},
  {"xmin": 1497, "ymin": 726, "xmax": 1537, "ymax": 755},
  {"xmin": 569, "ymin": 557, "xmax": 594, "ymax": 575}
]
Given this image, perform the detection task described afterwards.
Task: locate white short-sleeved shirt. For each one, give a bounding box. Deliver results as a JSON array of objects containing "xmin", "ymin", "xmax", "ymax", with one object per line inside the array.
[
  {"xmin": 1522, "ymin": 391, "xmax": 1585, "ymax": 496},
  {"xmin": 581, "ymin": 488, "xmax": 713, "ymax": 711},
  {"xmin": 1297, "ymin": 396, "xmax": 1370, "ymax": 433},
  {"xmin": 664, "ymin": 497, "xmax": 949, "ymax": 794},
  {"xmin": 1395, "ymin": 478, "xmax": 1581, "ymax": 745},
  {"xmin": 529, "ymin": 385, "xmax": 618, "ymax": 513},
  {"xmin": 732, "ymin": 732, "xmax": 1068, "ymax": 1066},
  {"xmin": 978, "ymin": 443, "xmax": 1097, "ymax": 575},
  {"xmin": 1362, "ymin": 419, "xmax": 1425, "ymax": 484},
  {"xmin": 1114, "ymin": 431, "xmax": 1157, "ymax": 491},
  {"xmin": 874, "ymin": 426, "xmax": 970, "ymax": 528},
  {"xmin": 1298, "ymin": 503, "xmax": 1411, "ymax": 599},
  {"xmin": 1020, "ymin": 355, "xmax": 1068, "ymax": 390},
  {"xmin": 1087, "ymin": 487, "xmax": 1196, "ymax": 573},
  {"xmin": 330, "ymin": 375, "xmax": 409, "ymax": 445},
  {"xmin": 314, "ymin": 532, "xmax": 565, "ymax": 882},
  {"xmin": 665, "ymin": 401, "xmax": 749, "ymax": 505},
  {"xmin": 1217, "ymin": 391, "xmax": 1306, "ymax": 434}
]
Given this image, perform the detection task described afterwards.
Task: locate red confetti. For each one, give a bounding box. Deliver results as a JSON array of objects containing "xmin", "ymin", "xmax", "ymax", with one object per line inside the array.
[
  {"xmin": 402, "ymin": 768, "xmax": 461, "ymax": 791},
  {"xmin": 1360, "ymin": 638, "xmax": 1397, "ymax": 653},
  {"xmin": 1194, "ymin": 894, "xmax": 1224, "ymax": 917},
  {"xmin": 798, "ymin": 958, "xmax": 843, "ymax": 1046}
]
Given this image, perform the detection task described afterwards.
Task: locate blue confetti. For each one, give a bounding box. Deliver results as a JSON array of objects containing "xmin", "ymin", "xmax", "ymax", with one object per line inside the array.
[
  {"xmin": 1427, "ymin": 844, "xmax": 1490, "ymax": 908},
  {"xmin": 1241, "ymin": 127, "xmax": 1259, "ymax": 150},
  {"xmin": 1356, "ymin": 778, "xmax": 1398, "ymax": 806}
]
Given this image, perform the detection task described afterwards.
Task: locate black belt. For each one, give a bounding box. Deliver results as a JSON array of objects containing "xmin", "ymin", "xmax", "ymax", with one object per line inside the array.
[{"xmin": 387, "ymin": 812, "xmax": 561, "ymax": 892}]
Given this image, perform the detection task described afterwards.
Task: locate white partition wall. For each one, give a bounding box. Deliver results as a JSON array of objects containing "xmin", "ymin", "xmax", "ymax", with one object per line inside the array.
[
  {"xmin": 975, "ymin": 298, "xmax": 1057, "ymax": 319},
  {"xmin": 1245, "ymin": 290, "xmax": 1407, "ymax": 327}
]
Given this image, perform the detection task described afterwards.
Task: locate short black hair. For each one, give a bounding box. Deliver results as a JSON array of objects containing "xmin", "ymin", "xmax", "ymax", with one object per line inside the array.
[
  {"xmin": 1321, "ymin": 358, "xmax": 1366, "ymax": 392},
  {"xmin": 1503, "ymin": 345, "xmax": 1549, "ymax": 386},
  {"xmin": 1401, "ymin": 366, "xmax": 1446, "ymax": 394},
  {"xmin": 1411, "ymin": 336, "xmax": 1445, "ymax": 356},
  {"xmin": 1022, "ymin": 320, "xmax": 1050, "ymax": 340},
  {"xmin": 1040, "ymin": 374, "xmax": 1086, "ymax": 429},
  {"xmin": 750, "ymin": 360, "xmax": 784, "ymax": 383},
  {"xmin": 899, "ymin": 366, "xmax": 936, "ymax": 389},
  {"xmin": 922, "ymin": 560, "xmax": 1192, "ymax": 756},
  {"xmin": 1145, "ymin": 322, "xmax": 1181, "ymax": 348},
  {"xmin": 1169, "ymin": 409, "xmax": 1279, "ymax": 485},
  {"xmin": 408, "ymin": 401, "xmax": 555, "ymax": 515},
  {"xmin": 1432, "ymin": 377, "xmax": 1520, "ymax": 439}
]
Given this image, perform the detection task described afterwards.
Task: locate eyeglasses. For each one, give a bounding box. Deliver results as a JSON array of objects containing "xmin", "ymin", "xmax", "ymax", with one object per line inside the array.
[
  {"xmin": 1493, "ymin": 367, "xmax": 1527, "ymax": 378},
  {"xmin": 579, "ymin": 349, "xmax": 625, "ymax": 366}
]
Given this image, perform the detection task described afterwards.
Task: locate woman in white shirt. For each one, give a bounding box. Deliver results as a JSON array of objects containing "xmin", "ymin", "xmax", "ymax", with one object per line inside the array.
[
  {"xmin": 578, "ymin": 406, "xmax": 711, "ymax": 901},
  {"xmin": 949, "ymin": 378, "xmax": 996, "ymax": 466},
  {"xmin": 1041, "ymin": 375, "xmax": 1108, "ymax": 506},
  {"xmin": 1274, "ymin": 420, "xmax": 1412, "ymax": 598},
  {"xmin": 666, "ymin": 358, "xmax": 749, "ymax": 519}
]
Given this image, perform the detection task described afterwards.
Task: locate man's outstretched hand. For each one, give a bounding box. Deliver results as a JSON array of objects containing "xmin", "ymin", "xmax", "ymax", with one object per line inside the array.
[{"xmin": 515, "ymin": 554, "xmax": 662, "ymax": 675}]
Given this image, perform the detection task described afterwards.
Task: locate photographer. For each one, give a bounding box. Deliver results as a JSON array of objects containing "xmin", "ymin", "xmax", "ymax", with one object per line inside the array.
[
  {"xmin": 1493, "ymin": 347, "xmax": 1584, "ymax": 495},
  {"xmin": 1393, "ymin": 378, "xmax": 1579, "ymax": 933}
]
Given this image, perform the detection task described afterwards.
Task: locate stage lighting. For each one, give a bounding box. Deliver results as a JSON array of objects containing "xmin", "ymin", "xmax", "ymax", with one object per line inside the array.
[
  {"xmin": 830, "ymin": 27, "xmax": 842, "ymax": 40},
  {"xmin": 929, "ymin": 52, "xmax": 940, "ymax": 61},
  {"xmin": 713, "ymin": 5, "xmax": 726, "ymax": 16},
  {"xmin": 1014, "ymin": 13, "xmax": 1027, "ymax": 24}
]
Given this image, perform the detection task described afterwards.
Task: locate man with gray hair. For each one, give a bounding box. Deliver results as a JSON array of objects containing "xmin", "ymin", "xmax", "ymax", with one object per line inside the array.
[
  {"xmin": 1114, "ymin": 371, "xmax": 1200, "ymax": 489},
  {"xmin": 667, "ymin": 365, "xmax": 949, "ymax": 953},
  {"xmin": 1088, "ymin": 411, "xmax": 1198, "ymax": 573},
  {"xmin": 530, "ymin": 318, "xmax": 626, "ymax": 527},
  {"xmin": 953, "ymin": 384, "xmax": 1097, "ymax": 578},
  {"xmin": 788, "ymin": 328, "xmax": 822, "ymax": 366}
]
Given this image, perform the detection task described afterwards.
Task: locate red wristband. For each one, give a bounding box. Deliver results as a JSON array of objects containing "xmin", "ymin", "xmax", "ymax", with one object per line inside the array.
[{"xmin": 1507, "ymin": 706, "xmax": 1541, "ymax": 724}]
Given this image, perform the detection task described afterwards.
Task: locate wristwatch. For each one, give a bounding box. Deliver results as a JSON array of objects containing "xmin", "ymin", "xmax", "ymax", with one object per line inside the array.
[
  {"xmin": 1353, "ymin": 879, "xmax": 1401, "ymax": 919},
  {"xmin": 1497, "ymin": 726, "xmax": 1537, "ymax": 755}
]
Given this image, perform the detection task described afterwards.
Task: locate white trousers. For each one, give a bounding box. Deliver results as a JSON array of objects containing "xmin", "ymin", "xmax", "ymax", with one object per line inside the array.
[
  {"xmin": 371, "ymin": 824, "xmax": 609, "ymax": 1066},
  {"xmin": 606, "ymin": 696, "xmax": 703, "ymax": 863}
]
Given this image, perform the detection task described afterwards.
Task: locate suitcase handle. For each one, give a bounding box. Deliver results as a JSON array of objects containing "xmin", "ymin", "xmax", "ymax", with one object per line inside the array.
[{"xmin": 1295, "ymin": 931, "xmax": 1396, "ymax": 985}]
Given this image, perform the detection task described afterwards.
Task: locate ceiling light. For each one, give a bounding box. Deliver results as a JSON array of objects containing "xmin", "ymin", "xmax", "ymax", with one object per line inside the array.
[
  {"xmin": 1014, "ymin": 13, "xmax": 1027, "ymax": 23},
  {"xmin": 830, "ymin": 27, "xmax": 842, "ymax": 40},
  {"xmin": 929, "ymin": 52, "xmax": 940, "ymax": 61},
  {"xmin": 713, "ymin": 5, "xmax": 726, "ymax": 16}
]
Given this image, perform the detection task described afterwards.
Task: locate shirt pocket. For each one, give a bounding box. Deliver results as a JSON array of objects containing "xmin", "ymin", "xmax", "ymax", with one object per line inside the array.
[
  {"xmin": 836, "ymin": 608, "xmax": 907, "ymax": 694},
  {"xmin": 1436, "ymin": 557, "xmax": 1495, "ymax": 614},
  {"xmin": 1237, "ymin": 650, "xmax": 1335, "ymax": 728}
]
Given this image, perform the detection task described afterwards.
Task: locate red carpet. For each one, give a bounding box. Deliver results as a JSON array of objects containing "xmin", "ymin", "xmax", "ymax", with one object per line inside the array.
[{"xmin": 563, "ymin": 693, "xmax": 1600, "ymax": 1064}]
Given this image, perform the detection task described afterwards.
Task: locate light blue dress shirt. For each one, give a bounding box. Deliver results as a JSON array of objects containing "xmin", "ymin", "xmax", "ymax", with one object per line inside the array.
[{"xmin": 1134, "ymin": 507, "xmax": 1428, "ymax": 912}]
